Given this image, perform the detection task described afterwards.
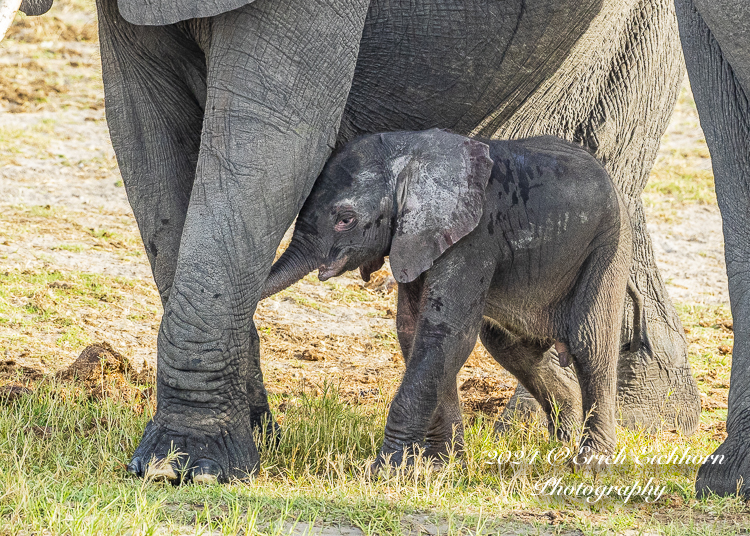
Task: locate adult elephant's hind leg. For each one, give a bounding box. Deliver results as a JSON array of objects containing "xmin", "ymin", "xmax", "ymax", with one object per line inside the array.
[
  {"xmin": 676, "ymin": 0, "xmax": 750, "ymax": 497},
  {"xmin": 127, "ymin": 0, "xmax": 371, "ymax": 483},
  {"xmin": 492, "ymin": 0, "xmax": 700, "ymax": 436}
]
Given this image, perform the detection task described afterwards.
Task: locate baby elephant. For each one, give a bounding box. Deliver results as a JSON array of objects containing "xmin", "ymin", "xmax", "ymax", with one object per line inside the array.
[{"xmin": 263, "ymin": 129, "xmax": 637, "ymax": 468}]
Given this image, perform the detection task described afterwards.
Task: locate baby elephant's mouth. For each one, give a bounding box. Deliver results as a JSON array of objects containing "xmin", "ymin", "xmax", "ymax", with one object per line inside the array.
[{"xmin": 318, "ymin": 256, "xmax": 350, "ymax": 281}]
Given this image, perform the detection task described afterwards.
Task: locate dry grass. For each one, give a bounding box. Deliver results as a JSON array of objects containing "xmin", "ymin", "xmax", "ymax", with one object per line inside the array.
[{"xmin": 7, "ymin": 0, "xmax": 97, "ymax": 44}]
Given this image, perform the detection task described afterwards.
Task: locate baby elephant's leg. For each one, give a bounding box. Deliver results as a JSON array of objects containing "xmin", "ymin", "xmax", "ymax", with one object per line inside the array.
[
  {"xmin": 394, "ymin": 278, "xmax": 465, "ymax": 464},
  {"xmin": 376, "ymin": 255, "xmax": 493, "ymax": 471},
  {"xmin": 423, "ymin": 382, "xmax": 463, "ymax": 461},
  {"xmin": 565, "ymin": 244, "xmax": 630, "ymax": 459},
  {"xmin": 479, "ymin": 321, "xmax": 583, "ymax": 441},
  {"xmin": 498, "ymin": 343, "xmax": 577, "ymax": 430}
]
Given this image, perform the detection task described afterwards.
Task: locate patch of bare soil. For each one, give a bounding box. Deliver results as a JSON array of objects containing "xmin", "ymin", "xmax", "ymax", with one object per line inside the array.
[
  {"xmin": 644, "ymin": 85, "xmax": 728, "ymax": 306},
  {"xmin": 647, "ymin": 203, "xmax": 727, "ymax": 306}
]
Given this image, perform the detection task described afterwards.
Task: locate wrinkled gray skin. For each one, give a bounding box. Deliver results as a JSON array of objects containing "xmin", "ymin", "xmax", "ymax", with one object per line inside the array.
[
  {"xmin": 263, "ymin": 130, "xmax": 635, "ymax": 465},
  {"xmin": 19, "ymin": 0, "xmax": 52, "ymax": 16},
  {"xmin": 18, "ymin": 0, "xmax": 749, "ymax": 494},
  {"xmin": 676, "ymin": 0, "xmax": 750, "ymax": 498}
]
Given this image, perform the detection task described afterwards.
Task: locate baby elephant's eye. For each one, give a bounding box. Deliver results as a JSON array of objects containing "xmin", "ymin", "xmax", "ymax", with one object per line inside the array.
[{"xmin": 334, "ymin": 214, "xmax": 357, "ymax": 232}]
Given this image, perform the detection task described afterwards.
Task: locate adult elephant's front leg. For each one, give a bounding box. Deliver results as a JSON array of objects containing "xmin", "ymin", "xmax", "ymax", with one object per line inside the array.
[
  {"xmin": 127, "ymin": 0, "xmax": 370, "ymax": 483},
  {"xmin": 676, "ymin": 0, "xmax": 750, "ymax": 497}
]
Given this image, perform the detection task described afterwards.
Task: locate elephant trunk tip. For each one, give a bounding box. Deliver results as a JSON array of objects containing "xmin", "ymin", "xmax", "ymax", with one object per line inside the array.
[{"xmin": 260, "ymin": 243, "xmax": 318, "ymax": 300}]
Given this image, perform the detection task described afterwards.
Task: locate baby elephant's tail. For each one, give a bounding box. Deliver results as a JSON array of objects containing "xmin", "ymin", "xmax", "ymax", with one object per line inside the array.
[{"xmin": 627, "ymin": 278, "xmax": 649, "ymax": 353}]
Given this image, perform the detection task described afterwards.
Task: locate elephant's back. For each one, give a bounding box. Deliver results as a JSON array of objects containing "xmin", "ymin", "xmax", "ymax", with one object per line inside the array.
[
  {"xmin": 482, "ymin": 136, "xmax": 621, "ymax": 304},
  {"xmin": 488, "ymin": 136, "xmax": 619, "ymax": 219}
]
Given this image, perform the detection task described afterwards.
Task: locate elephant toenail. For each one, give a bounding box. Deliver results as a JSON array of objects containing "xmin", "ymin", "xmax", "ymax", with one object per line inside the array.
[
  {"xmin": 193, "ymin": 473, "xmax": 218, "ymax": 485},
  {"xmin": 191, "ymin": 459, "xmax": 222, "ymax": 484},
  {"xmin": 145, "ymin": 458, "xmax": 179, "ymax": 482},
  {"xmin": 126, "ymin": 457, "xmax": 143, "ymax": 477}
]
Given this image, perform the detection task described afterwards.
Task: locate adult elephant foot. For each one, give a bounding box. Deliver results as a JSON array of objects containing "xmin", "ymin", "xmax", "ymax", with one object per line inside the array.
[
  {"xmin": 613, "ymin": 194, "xmax": 700, "ymax": 437},
  {"xmin": 127, "ymin": 413, "xmax": 259, "ymax": 484},
  {"xmin": 695, "ymin": 434, "xmax": 750, "ymax": 498},
  {"xmin": 495, "ymin": 383, "xmax": 542, "ymax": 433},
  {"xmin": 614, "ymin": 293, "xmax": 700, "ymax": 435}
]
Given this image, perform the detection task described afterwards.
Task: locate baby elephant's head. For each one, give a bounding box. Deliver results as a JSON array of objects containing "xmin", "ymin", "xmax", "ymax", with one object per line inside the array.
[{"xmin": 262, "ymin": 129, "xmax": 493, "ymax": 298}]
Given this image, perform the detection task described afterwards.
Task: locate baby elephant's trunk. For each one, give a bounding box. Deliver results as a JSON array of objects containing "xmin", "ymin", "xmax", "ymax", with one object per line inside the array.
[{"xmin": 261, "ymin": 240, "xmax": 320, "ymax": 300}]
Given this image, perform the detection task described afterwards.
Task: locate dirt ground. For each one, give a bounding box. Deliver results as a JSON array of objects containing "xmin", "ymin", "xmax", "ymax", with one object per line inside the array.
[
  {"xmin": 643, "ymin": 88, "xmax": 728, "ymax": 307},
  {"xmin": 0, "ymin": 3, "xmax": 729, "ymax": 426}
]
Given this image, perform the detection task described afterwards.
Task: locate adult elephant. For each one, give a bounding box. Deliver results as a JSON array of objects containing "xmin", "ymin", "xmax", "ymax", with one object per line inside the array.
[{"xmin": 6, "ymin": 0, "xmax": 711, "ymax": 484}]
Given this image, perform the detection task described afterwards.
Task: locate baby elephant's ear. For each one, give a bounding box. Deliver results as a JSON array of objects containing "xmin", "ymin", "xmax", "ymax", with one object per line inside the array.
[{"xmin": 389, "ymin": 130, "xmax": 494, "ymax": 283}]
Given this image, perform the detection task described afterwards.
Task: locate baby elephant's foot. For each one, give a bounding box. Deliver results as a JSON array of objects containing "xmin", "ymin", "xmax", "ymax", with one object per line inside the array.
[
  {"xmin": 368, "ymin": 449, "xmax": 409, "ymax": 477},
  {"xmin": 368, "ymin": 445, "xmax": 436, "ymax": 476},
  {"xmin": 546, "ymin": 411, "xmax": 582, "ymax": 444},
  {"xmin": 369, "ymin": 444, "xmax": 416, "ymax": 476},
  {"xmin": 370, "ymin": 442, "xmax": 462, "ymax": 476},
  {"xmin": 127, "ymin": 416, "xmax": 260, "ymax": 485}
]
